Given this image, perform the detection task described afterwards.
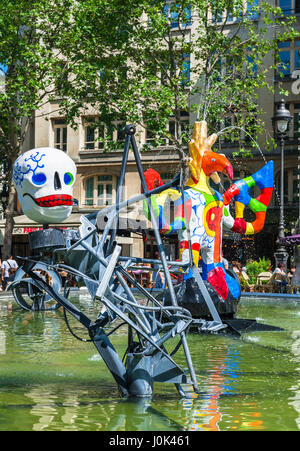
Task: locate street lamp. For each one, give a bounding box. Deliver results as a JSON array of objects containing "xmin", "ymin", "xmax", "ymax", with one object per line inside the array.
[{"xmin": 272, "ymin": 99, "xmax": 292, "ymax": 270}]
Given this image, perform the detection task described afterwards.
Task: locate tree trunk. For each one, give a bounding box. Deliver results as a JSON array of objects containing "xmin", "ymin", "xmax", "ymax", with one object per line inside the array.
[
  {"xmin": 2, "ymin": 178, "xmax": 16, "ymax": 260},
  {"xmin": 3, "ymin": 113, "xmax": 19, "ymax": 260}
]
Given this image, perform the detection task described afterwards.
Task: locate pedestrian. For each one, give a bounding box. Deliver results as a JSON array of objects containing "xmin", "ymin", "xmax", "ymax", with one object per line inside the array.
[
  {"xmin": 232, "ymin": 260, "xmax": 242, "ymax": 274},
  {"xmin": 272, "ymin": 262, "xmax": 288, "ymax": 293},
  {"xmin": 1, "ymin": 255, "xmax": 18, "ymax": 290},
  {"xmin": 222, "ymin": 256, "xmax": 229, "ymax": 270},
  {"xmin": 152, "ymin": 251, "xmax": 165, "ymax": 289},
  {"xmin": 288, "ymin": 265, "xmax": 296, "ymax": 278},
  {"xmin": 273, "ymin": 262, "xmax": 286, "ymax": 276}
]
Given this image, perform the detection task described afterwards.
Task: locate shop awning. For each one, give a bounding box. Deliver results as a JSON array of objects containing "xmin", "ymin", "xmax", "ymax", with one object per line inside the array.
[
  {"xmin": 280, "ymin": 234, "xmax": 300, "ymax": 245},
  {"xmin": 0, "ymin": 213, "xmax": 136, "ymax": 246}
]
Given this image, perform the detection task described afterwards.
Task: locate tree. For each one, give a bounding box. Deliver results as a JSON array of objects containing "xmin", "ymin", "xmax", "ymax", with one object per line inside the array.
[
  {"xmin": 0, "ymin": 0, "xmax": 297, "ymax": 256},
  {"xmin": 55, "ymin": 0, "xmax": 297, "ymax": 165},
  {"xmin": 0, "ymin": 0, "xmax": 77, "ymax": 258}
]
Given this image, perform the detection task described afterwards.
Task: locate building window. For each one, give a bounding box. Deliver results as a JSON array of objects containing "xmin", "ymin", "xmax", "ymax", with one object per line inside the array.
[
  {"xmin": 278, "ymin": 0, "xmax": 300, "ymax": 15},
  {"xmin": 276, "ymin": 168, "xmax": 299, "ymax": 205},
  {"xmin": 277, "ymin": 40, "xmax": 300, "ymax": 78},
  {"xmin": 85, "ymin": 177, "xmax": 94, "ymax": 206},
  {"xmin": 295, "ymin": 40, "xmax": 300, "ymax": 69},
  {"xmin": 292, "ymin": 103, "xmax": 300, "ymax": 139},
  {"xmin": 106, "ymin": 121, "xmax": 126, "ymax": 149},
  {"xmin": 246, "ymin": 0, "xmax": 259, "ymax": 20},
  {"xmin": 145, "ymin": 128, "xmax": 156, "ymax": 148},
  {"xmin": 144, "ymin": 114, "xmax": 189, "ymax": 149},
  {"xmin": 168, "ymin": 115, "xmax": 190, "ymax": 145},
  {"xmin": 276, "ymin": 102, "xmax": 300, "ymax": 139},
  {"xmin": 246, "ymin": 51, "xmax": 258, "ymax": 77},
  {"xmin": 160, "ymin": 52, "xmax": 190, "ymax": 86},
  {"xmin": 82, "ymin": 118, "xmax": 126, "ymax": 151},
  {"xmin": 84, "ymin": 117, "xmax": 104, "ymax": 150},
  {"xmin": 116, "ymin": 123, "xmax": 126, "ymax": 146},
  {"xmin": 211, "ymin": 0, "xmax": 259, "ymax": 24},
  {"xmin": 163, "ymin": 1, "xmax": 192, "ymax": 29},
  {"xmin": 53, "ymin": 119, "xmax": 67, "ymax": 152},
  {"xmin": 84, "ymin": 175, "xmax": 115, "ymax": 207},
  {"xmin": 277, "ymin": 41, "xmax": 291, "ymax": 78},
  {"xmin": 279, "ymin": 0, "xmax": 292, "ymax": 14},
  {"xmin": 97, "ymin": 175, "xmax": 113, "ymax": 206},
  {"xmin": 181, "ymin": 53, "xmax": 191, "ymax": 85}
]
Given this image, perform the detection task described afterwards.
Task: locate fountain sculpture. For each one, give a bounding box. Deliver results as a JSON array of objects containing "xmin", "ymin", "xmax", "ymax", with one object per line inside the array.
[{"xmin": 10, "ymin": 121, "xmax": 278, "ymax": 397}]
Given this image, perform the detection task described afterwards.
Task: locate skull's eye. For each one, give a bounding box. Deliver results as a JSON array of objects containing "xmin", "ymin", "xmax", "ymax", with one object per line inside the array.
[
  {"xmin": 32, "ymin": 173, "xmax": 47, "ymax": 186},
  {"xmin": 64, "ymin": 172, "xmax": 74, "ymax": 186}
]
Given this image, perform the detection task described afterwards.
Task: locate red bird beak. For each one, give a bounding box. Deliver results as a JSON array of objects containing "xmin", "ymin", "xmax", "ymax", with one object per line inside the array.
[{"xmin": 224, "ymin": 164, "xmax": 233, "ymax": 180}]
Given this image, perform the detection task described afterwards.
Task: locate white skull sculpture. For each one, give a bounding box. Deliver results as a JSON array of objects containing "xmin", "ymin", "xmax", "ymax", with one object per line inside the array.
[{"xmin": 13, "ymin": 147, "xmax": 77, "ymax": 224}]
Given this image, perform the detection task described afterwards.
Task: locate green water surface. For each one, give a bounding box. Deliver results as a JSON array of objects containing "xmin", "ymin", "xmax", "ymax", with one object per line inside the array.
[{"xmin": 0, "ymin": 292, "xmax": 300, "ymax": 431}]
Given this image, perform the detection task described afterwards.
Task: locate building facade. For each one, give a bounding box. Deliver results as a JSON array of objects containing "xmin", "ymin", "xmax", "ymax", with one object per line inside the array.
[{"xmin": 4, "ymin": 0, "xmax": 300, "ymax": 267}]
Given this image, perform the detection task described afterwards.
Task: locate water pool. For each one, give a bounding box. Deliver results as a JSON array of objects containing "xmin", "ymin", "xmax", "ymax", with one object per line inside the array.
[{"xmin": 0, "ymin": 292, "xmax": 299, "ymax": 431}]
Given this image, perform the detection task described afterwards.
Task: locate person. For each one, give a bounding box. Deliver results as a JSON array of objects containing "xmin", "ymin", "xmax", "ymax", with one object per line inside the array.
[
  {"xmin": 222, "ymin": 257, "xmax": 229, "ymax": 271},
  {"xmin": 232, "ymin": 260, "xmax": 242, "ymax": 274},
  {"xmin": 272, "ymin": 262, "xmax": 288, "ymax": 293},
  {"xmin": 1, "ymin": 255, "xmax": 18, "ymax": 290},
  {"xmin": 288, "ymin": 265, "xmax": 296, "ymax": 279},
  {"xmin": 152, "ymin": 251, "xmax": 165, "ymax": 289},
  {"xmin": 273, "ymin": 262, "xmax": 286, "ymax": 276},
  {"xmin": 287, "ymin": 265, "xmax": 298, "ymax": 293}
]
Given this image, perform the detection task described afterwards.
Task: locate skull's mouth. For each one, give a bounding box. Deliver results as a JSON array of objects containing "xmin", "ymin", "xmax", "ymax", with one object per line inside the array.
[{"xmin": 24, "ymin": 193, "xmax": 73, "ymax": 207}]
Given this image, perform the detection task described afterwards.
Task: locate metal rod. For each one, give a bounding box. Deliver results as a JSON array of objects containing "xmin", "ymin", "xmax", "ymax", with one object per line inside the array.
[
  {"xmin": 107, "ymin": 132, "xmax": 131, "ymax": 254},
  {"xmin": 279, "ymin": 136, "xmax": 285, "ymax": 242},
  {"xmin": 274, "ymin": 136, "xmax": 288, "ymax": 270},
  {"xmin": 129, "ymin": 132, "xmax": 178, "ymax": 307},
  {"xmin": 96, "ymin": 174, "xmax": 180, "ymax": 225},
  {"xmin": 129, "ymin": 131, "xmax": 199, "ymax": 393},
  {"xmin": 119, "ymin": 255, "xmax": 189, "ymax": 268}
]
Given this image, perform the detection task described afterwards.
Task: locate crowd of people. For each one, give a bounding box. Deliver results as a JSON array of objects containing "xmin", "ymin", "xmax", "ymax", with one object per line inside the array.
[
  {"xmin": 227, "ymin": 258, "xmax": 297, "ymax": 293},
  {"xmin": 0, "ymin": 255, "xmax": 80, "ymax": 292},
  {"xmin": 0, "ymin": 252, "xmax": 298, "ymax": 294}
]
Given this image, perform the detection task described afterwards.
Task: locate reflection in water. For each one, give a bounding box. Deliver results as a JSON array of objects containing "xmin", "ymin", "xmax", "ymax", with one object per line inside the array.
[
  {"xmin": 183, "ymin": 344, "xmax": 237, "ymax": 431},
  {"xmin": 0, "ymin": 329, "xmax": 6, "ymax": 355},
  {"xmin": 289, "ymin": 330, "xmax": 300, "ymax": 429},
  {"xmin": 24, "ymin": 387, "xmax": 185, "ymax": 431},
  {"xmin": 183, "ymin": 343, "xmax": 265, "ymax": 431},
  {"xmin": 27, "ymin": 386, "xmax": 59, "ymax": 431},
  {"xmin": 0, "ymin": 294, "xmax": 300, "ymax": 431},
  {"xmin": 26, "ymin": 385, "xmax": 105, "ymax": 431}
]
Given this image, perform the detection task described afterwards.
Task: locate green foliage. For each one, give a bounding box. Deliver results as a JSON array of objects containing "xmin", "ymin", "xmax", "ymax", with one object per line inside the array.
[
  {"xmin": 55, "ymin": 0, "xmax": 298, "ymax": 158},
  {"xmin": 246, "ymin": 257, "xmax": 271, "ymax": 283},
  {"xmin": 0, "ymin": 0, "xmax": 298, "ymax": 254},
  {"xmin": 0, "ymin": 0, "xmax": 76, "ymax": 170},
  {"xmin": 0, "ymin": 0, "xmax": 298, "ymax": 165},
  {"xmin": 0, "ymin": 0, "xmax": 81, "ymax": 257}
]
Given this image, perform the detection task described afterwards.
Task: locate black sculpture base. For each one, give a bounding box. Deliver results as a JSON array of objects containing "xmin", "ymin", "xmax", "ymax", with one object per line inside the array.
[
  {"xmin": 159, "ymin": 277, "xmax": 240, "ymax": 320},
  {"xmin": 28, "ymin": 227, "xmax": 79, "ymax": 251}
]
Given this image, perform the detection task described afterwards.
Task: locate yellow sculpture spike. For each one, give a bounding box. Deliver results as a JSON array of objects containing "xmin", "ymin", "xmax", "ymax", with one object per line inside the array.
[
  {"xmin": 188, "ymin": 121, "xmax": 218, "ymax": 183},
  {"xmin": 192, "ymin": 121, "xmax": 207, "ymax": 145},
  {"xmin": 207, "ymin": 133, "xmax": 218, "ymax": 148}
]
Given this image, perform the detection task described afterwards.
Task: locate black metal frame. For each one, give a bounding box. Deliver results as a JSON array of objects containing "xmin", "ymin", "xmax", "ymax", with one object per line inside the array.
[{"xmin": 11, "ymin": 125, "xmax": 231, "ymax": 398}]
